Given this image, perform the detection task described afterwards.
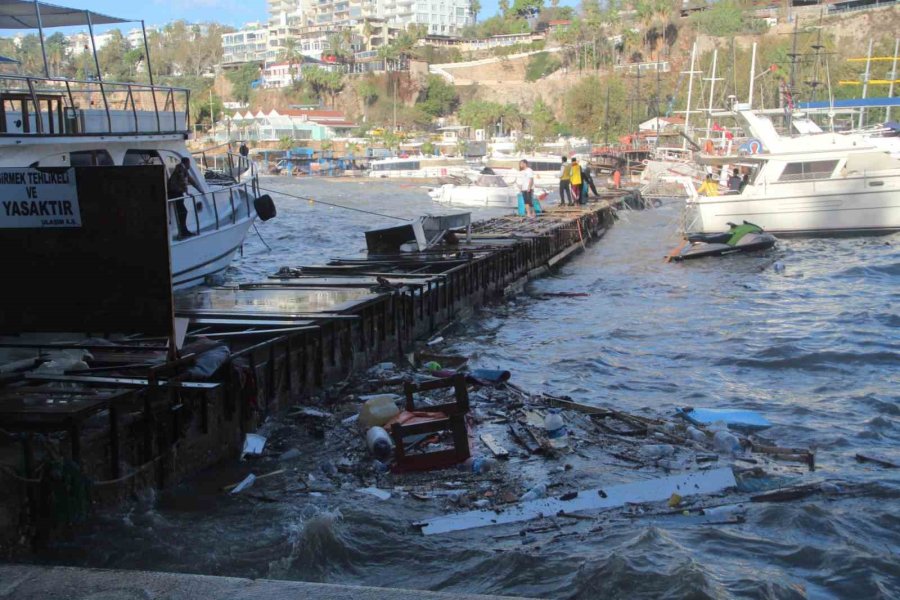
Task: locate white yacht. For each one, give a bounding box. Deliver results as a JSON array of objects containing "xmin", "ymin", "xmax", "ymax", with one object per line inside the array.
[
  {"xmin": 0, "ymin": 2, "xmax": 270, "ymax": 289},
  {"xmin": 685, "ymin": 110, "xmax": 900, "ymax": 235},
  {"xmin": 429, "ymin": 172, "xmax": 529, "ymax": 208},
  {"xmin": 368, "ymin": 156, "xmax": 468, "ymax": 179}
]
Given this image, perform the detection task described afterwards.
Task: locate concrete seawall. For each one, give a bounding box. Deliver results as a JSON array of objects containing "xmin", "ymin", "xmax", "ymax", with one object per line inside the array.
[{"xmin": 0, "ymin": 565, "xmax": 540, "ymax": 600}]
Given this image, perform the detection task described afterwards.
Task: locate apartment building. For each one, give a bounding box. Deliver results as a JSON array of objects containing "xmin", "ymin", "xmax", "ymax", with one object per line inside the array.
[{"xmin": 221, "ymin": 23, "xmax": 270, "ymax": 65}]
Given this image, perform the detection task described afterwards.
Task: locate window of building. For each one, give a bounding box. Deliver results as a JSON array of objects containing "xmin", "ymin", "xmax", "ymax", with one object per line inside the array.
[{"xmin": 777, "ymin": 160, "xmax": 839, "ymax": 182}]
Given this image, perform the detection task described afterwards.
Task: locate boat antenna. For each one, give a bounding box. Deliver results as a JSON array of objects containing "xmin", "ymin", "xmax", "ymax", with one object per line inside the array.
[
  {"xmin": 32, "ymin": 1, "xmax": 50, "ymax": 78},
  {"xmin": 859, "ymin": 39, "xmax": 874, "ymax": 129}
]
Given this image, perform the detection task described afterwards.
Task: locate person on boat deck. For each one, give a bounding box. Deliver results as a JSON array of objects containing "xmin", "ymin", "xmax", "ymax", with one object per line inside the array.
[
  {"xmin": 582, "ymin": 166, "xmax": 599, "ymax": 199},
  {"xmin": 613, "ymin": 168, "xmax": 622, "ymax": 189},
  {"xmin": 698, "ymin": 173, "xmax": 719, "ymax": 196},
  {"xmin": 558, "ymin": 156, "xmax": 572, "ymax": 206},
  {"xmin": 239, "ymin": 142, "xmax": 249, "ymax": 158},
  {"xmin": 740, "ymin": 173, "xmax": 750, "ymax": 192},
  {"xmin": 168, "ymin": 157, "xmax": 201, "ymax": 238},
  {"xmin": 569, "ymin": 158, "xmax": 583, "ymax": 204},
  {"xmin": 727, "ymin": 168, "xmax": 742, "ymax": 192},
  {"xmin": 517, "ymin": 159, "xmax": 536, "ymax": 218}
]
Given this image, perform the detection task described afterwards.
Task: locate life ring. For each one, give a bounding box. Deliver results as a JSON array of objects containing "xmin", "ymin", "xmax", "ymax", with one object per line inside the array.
[{"xmin": 739, "ymin": 138, "xmax": 763, "ymax": 155}]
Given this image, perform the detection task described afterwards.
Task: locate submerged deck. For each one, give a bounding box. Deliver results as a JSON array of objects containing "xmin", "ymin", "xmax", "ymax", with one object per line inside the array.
[{"xmin": 0, "ymin": 201, "xmax": 617, "ymax": 551}]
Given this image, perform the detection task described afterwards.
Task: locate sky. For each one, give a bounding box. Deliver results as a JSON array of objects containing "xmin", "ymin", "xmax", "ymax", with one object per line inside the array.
[{"xmin": 74, "ymin": 0, "xmax": 581, "ymax": 29}]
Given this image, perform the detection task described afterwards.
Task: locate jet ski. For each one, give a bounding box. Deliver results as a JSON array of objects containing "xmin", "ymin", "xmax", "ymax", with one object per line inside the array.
[{"xmin": 670, "ymin": 221, "xmax": 776, "ymax": 261}]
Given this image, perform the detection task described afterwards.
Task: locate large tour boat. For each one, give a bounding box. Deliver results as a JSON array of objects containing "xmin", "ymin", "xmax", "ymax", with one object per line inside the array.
[{"xmin": 0, "ymin": 1, "xmax": 271, "ymax": 288}]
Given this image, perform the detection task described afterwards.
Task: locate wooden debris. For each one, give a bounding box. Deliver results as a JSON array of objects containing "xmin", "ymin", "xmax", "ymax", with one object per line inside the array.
[
  {"xmin": 480, "ymin": 433, "xmax": 510, "ymax": 459},
  {"xmin": 855, "ymin": 452, "xmax": 897, "ymax": 468}
]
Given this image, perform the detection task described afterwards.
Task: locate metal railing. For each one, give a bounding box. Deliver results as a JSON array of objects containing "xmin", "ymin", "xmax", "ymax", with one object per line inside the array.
[
  {"xmin": 192, "ymin": 150, "xmax": 255, "ymax": 184},
  {"xmin": 167, "ymin": 179, "xmax": 255, "ymax": 241},
  {"xmin": 0, "ymin": 74, "xmax": 190, "ymax": 136}
]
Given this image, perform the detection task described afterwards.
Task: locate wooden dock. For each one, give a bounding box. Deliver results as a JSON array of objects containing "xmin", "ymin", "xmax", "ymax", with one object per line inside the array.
[{"xmin": 0, "ymin": 201, "xmax": 616, "ymax": 550}]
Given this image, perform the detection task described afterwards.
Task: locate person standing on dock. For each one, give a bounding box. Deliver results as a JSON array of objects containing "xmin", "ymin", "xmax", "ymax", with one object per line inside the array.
[
  {"xmin": 698, "ymin": 173, "xmax": 719, "ymax": 196},
  {"xmin": 582, "ymin": 166, "xmax": 599, "ymax": 200},
  {"xmin": 569, "ymin": 158, "xmax": 583, "ymax": 205},
  {"xmin": 168, "ymin": 157, "xmax": 201, "ymax": 238},
  {"xmin": 517, "ymin": 159, "xmax": 536, "ymax": 218},
  {"xmin": 727, "ymin": 168, "xmax": 742, "ymax": 193},
  {"xmin": 558, "ymin": 156, "xmax": 572, "ymax": 206}
]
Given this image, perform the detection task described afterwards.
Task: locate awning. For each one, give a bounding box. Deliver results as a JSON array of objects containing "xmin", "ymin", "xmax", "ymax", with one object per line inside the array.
[{"xmin": 0, "ymin": 0, "xmax": 129, "ymax": 29}]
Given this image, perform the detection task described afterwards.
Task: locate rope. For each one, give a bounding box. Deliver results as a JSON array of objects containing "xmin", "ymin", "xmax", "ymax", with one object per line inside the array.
[
  {"xmin": 252, "ymin": 221, "xmax": 272, "ymax": 252},
  {"xmin": 257, "ymin": 185, "xmax": 410, "ymax": 222}
]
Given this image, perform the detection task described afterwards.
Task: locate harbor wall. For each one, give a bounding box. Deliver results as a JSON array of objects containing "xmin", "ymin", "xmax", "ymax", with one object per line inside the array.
[{"xmin": 0, "ymin": 204, "xmax": 615, "ymax": 554}]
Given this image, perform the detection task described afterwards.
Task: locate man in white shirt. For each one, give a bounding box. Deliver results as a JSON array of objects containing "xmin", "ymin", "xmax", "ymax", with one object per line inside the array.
[{"xmin": 517, "ymin": 159, "xmax": 536, "ymax": 217}]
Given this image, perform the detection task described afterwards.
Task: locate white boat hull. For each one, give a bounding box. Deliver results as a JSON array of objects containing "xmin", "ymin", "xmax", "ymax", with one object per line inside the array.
[
  {"xmin": 171, "ymin": 216, "xmax": 255, "ymax": 289},
  {"xmin": 429, "ymin": 184, "xmax": 520, "ymax": 208},
  {"xmin": 691, "ymin": 177, "xmax": 900, "ymax": 235}
]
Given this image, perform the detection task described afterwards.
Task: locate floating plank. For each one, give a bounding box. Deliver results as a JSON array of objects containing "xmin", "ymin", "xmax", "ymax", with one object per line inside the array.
[
  {"xmin": 855, "ymin": 452, "xmax": 898, "ymax": 468},
  {"xmin": 416, "ymin": 468, "xmax": 736, "ymax": 535},
  {"xmin": 480, "ymin": 433, "xmax": 509, "ymax": 459},
  {"xmin": 676, "ymin": 407, "xmax": 772, "ymax": 432}
]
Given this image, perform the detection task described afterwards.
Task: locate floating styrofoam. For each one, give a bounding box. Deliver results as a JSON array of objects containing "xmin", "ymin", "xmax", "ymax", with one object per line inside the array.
[
  {"xmin": 241, "ymin": 433, "xmax": 267, "ymax": 457},
  {"xmin": 677, "ymin": 408, "xmax": 772, "ymax": 431},
  {"xmin": 416, "ymin": 468, "xmax": 736, "ymax": 535}
]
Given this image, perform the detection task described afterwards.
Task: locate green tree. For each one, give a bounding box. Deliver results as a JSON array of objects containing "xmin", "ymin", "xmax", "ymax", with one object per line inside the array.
[
  {"xmin": 226, "ymin": 63, "xmax": 260, "ymax": 104},
  {"xmin": 511, "ymin": 0, "xmax": 544, "ymax": 16},
  {"xmin": 529, "ymin": 98, "xmax": 556, "ymax": 141},
  {"xmin": 417, "ymin": 75, "xmax": 459, "ymax": 118},
  {"xmin": 564, "ymin": 75, "xmax": 628, "ymax": 141}
]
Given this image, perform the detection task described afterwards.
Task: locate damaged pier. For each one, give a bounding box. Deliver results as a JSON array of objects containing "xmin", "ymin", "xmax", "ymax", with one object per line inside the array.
[{"xmin": 0, "ymin": 202, "xmax": 616, "ymax": 550}]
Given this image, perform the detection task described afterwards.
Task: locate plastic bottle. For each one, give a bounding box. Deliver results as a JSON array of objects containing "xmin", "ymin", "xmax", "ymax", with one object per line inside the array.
[
  {"xmin": 713, "ymin": 430, "xmax": 741, "ymax": 455},
  {"xmin": 520, "ymin": 483, "xmax": 547, "ymax": 502},
  {"xmin": 366, "ymin": 426, "xmax": 393, "ymax": 460},
  {"xmin": 458, "ymin": 457, "xmax": 498, "ymax": 474},
  {"xmin": 358, "ymin": 395, "xmax": 400, "ymax": 429},
  {"xmin": 639, "ymin": 444, "xmax": 675, "ymax": 460},
  {"xmin": 544, "ymin": 409, "xmax": 568, "ymax": 448},
  {"xmin": 686, "ymin": 426, "xmax": 707, "ymax": 443}
]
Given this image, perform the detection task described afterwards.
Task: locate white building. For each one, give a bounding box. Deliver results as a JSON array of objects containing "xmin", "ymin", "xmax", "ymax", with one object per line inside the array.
[{"xmin": 222, "ymin": 23, "xmax": 270, "ymax": 65}]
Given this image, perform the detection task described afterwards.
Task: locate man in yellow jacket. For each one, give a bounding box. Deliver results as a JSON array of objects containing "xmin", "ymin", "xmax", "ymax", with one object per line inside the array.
[
  {"xmin": 698, "ymin": 173, "xmax": 719, "ymax": 196},
  {"xmin": 570, "ymin": 158, "xmax": 583, "ymax": 204}
]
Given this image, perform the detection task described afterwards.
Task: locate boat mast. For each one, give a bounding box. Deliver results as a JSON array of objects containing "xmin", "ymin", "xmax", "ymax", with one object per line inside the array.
[
  {"xmin": 887, "ymin": 38, "xmax": 899, "ymax": 122},
  {"xmin": 141, "ymin": 20, "xmax": 162, "ymax": 132},
  {"xmin": 32, "ymin": 0, "xmax": 50, "ymax": 77},
  {"xmin": 704, "ymin": 49, "xmax": 719, "ymax": 146},
  {"xmin": 682, "ymin": 41, "xmax": 698, "ymax": 150},
  {"xmin": 748, "ymin": 42, "xmax": 757, "ymax": 109},
  {"xmin": 858, "ymin": 39, "xmax": 873, "ymax": 129}
]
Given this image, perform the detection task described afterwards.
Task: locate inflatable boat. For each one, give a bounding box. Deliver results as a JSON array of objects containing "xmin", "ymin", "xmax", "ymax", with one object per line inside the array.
[{"xmin": 670, "ymin": 222, "xmax": 776, "ymax": 261}]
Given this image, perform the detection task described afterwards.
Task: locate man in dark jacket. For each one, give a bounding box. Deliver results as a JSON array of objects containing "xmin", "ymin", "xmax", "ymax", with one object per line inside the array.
[{"xmin": 167, "ymin": 157, "xmax": 201, "ymax": 238}]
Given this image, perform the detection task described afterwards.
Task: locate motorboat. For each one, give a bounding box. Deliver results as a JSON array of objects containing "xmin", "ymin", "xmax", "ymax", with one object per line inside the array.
[
  {"xmin": 669, "ymin": 222, "xmax": 776, "ymax": 261},
  {"xmin": 0, "ymin": 2, "xmax": 272, "ymax": 289},
  {"xmin": 684, "ymin": 110, "xmax": 900, "ymax": 236},
  {"xmin": 368, "ymin": 156, "xmax": 468, "ymax": 179},
  {"xmin": 428, "ymin": 172, "xmax": 547, "ymax": 208}
]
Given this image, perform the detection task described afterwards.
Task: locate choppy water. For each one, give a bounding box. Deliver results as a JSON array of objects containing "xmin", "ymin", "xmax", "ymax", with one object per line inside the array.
[{"xmin": 37, "ymin": 178, "xmax": 900, "ymax": 598}]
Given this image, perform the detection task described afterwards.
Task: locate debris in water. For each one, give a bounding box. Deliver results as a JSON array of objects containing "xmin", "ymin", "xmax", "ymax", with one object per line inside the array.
[
  {"xmin": 357, "ymin": 487, "xmax": 391, "ymax": 500},
  {"xmin": 241, "ymin": 434, "xmax": 267, "ymax": 458},
  {"xmin": 230, "ymin": 474, "xmax": 257, "ymax": 494}
]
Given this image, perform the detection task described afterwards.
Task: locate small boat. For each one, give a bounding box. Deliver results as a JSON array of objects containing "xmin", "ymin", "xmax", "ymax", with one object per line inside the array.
[
  {"xmin": 669, "ymin": 222, "xmax": 776, "ymax": 261},
  {"xmin": 429, "ymin": 173, "xmax": 546, "ymax": 208}
]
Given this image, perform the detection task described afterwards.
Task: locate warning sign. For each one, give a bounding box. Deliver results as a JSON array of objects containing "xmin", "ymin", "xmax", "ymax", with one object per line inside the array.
[{"xmin": 0, "ymin": 168, "xmax": 80, "ymax": 228}]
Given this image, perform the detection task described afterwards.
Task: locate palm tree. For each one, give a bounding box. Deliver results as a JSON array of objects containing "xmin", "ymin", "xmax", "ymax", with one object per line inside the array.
[
  {"xmin": 470, "ymin": 0, "xmax": 481, "ymax": 24},
  {"xmin": 281, "ymin": 38, "xmax": 301, "ymax": 84}
]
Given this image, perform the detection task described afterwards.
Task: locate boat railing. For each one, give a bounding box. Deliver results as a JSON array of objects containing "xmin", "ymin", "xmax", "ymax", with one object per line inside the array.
[
  {"xmin": 0, "ymin": 74, "xmax": 190, "ymax": 136},
  {"xmin": 193, "ymin": 151, "xmax": 256, "ymax": 184},
  {"xmin": 167, "ymin": 179, "xmax": 255, "ymax": 241}
]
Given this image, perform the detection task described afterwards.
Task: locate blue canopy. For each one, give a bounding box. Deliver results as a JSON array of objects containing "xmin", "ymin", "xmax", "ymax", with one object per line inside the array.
[{"xmin": 798, "ymin": 97, "xmax": 900, "ymax": 110}]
